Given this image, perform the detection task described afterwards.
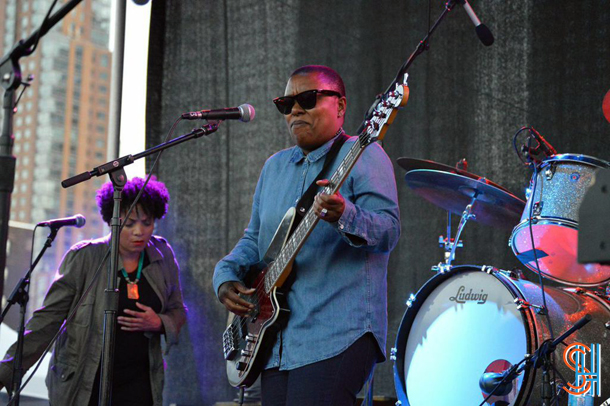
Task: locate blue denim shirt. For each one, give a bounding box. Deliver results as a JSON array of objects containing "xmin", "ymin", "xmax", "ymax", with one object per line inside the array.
[{"xmin": 213, "ymin": 134, "xmax": 400, "ymax": 370}]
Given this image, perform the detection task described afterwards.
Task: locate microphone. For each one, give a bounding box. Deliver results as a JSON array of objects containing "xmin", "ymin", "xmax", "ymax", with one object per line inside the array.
[
  {"xmin": 479, "ymin": 365, "xmax": 522, "ymax": 396},
  {"xmin": 529, "ymin": 128, "xmax": 557, "ymax": 157},
  {"xmin": 37, "ymin": 214, "xmax": 86, "ymax": 229},
  {"xmin": 522, "ymin": 128, "xmax": 557, "ymax": 164},
  {"xmin": 456, "ymin": 0, "xmax": 494, "ymax": 46},
  {"xmin": 181, "ymin": 104, "xmax": 255, "ymax": 122}
]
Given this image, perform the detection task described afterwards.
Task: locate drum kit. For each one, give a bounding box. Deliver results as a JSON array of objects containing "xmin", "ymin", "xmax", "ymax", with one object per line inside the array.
[{"xmin": 392, "ymin": 146, "xmax": 610, "ymax": 406}]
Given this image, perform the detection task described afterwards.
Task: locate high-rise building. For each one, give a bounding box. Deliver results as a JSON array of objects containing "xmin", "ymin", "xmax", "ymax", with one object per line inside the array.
[{"xmin": 1, "ymin": 0, "xmax": 112, "ymax": 314}]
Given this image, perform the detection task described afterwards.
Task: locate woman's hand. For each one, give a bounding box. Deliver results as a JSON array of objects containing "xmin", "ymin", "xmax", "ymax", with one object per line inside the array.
[{"xmin": 118, "ymin": 302, "xmax": 163, "ymax": 332}]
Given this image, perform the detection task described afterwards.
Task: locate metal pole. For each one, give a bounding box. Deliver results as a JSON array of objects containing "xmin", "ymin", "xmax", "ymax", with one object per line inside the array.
[{"xmin": 106, "ymin": 0, "xmax": 127, "ymax": 161}]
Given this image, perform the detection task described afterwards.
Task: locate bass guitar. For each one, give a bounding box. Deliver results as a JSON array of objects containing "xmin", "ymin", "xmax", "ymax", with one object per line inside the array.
[{"xmin": 223, "ymin": 76, "xmax": 409, "ymax": 387}]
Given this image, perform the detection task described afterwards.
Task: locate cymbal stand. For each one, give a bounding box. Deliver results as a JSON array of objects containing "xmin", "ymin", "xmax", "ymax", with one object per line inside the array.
[{"xmin": 433, "ymin": 196, "xmax": 477, "ymax": 273}]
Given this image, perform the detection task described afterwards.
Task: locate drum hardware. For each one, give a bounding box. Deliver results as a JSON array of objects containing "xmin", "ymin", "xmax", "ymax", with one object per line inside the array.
[
  {"xmin": 405, "ymin": 293, "xmax": 416, "ymax": 308},
  {"xmin": 514, "ymin": 298, "xmax": 546, "ymax": 314},
  {"xmin": 544, "ymin": 164, "xmax": 556, "ymax": 181},
  {"xmin": 432, "ymin": 201, "xmax": 476, "ymax": 273},
  {"xmin": 479, "ymin": 314, "xmax": 592, "ymax": 406},
  {"xmin": 532, "ymin": 201, "xmax": 543, "ymax": 217}
]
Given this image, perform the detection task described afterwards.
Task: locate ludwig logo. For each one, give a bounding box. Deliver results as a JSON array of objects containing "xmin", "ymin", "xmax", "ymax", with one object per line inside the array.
[
  {"xmin": 449, "ymin": 286, "xmax": 488, "ymax": 304},
  {"xmin": 563, "ymin": 342, "xmax": 601, "ymax": 397}
]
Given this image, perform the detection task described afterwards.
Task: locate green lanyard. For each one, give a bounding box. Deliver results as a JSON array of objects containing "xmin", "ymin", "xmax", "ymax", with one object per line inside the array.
[{"xmin": 121, "ymin": 251, "xmax": 144, "ymax": 284}]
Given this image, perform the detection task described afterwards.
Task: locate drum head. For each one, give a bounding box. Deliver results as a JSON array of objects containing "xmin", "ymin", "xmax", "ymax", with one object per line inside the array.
[
  {"xmin": 511, "ymin": 221, "xmax": 610, "ymax": 286},
  {"xmin": 395, "ymin": 267, "xmax": 530, "ymax": 406}
]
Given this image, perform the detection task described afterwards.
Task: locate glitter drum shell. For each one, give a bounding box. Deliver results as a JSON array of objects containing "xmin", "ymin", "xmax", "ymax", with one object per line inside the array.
[{"xmin": 510, "ymin": 154, "xmax": 610, "ymax": 286}]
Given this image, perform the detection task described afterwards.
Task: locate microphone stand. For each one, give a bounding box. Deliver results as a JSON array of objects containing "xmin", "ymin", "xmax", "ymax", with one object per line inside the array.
[
  {"xmin": 0, "ymin": 227, "xmax": 60, "ymax": 405},
  {"xmin": 0, "ymin": 0, "xmax": 85, "ymax": 326},
  {"xmin": 357, "ymin": 0, "xmax": 458, "ymax": 134},
  {"xmin": 479, "ymin": 314, "xmax": 592, "ymax": 406},
  {"xmin": 62, "ymin": 122, "xmax": 219, "ymax": 405}
]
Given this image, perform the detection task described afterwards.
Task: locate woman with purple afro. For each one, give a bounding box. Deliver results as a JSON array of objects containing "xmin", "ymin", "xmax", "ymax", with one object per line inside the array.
[{"xmin": 0, "ymin": 177, "xmax": 186, "ymax": 406}]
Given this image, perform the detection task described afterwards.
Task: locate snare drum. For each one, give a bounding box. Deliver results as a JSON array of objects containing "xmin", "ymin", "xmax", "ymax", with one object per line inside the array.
[
  {"xmin": 510, "ymin": 154, "xmax": 610, "ymax": 286},
  {"xmin": 393, "ymin": 265, "xmax": 610, "ymax": 406}
]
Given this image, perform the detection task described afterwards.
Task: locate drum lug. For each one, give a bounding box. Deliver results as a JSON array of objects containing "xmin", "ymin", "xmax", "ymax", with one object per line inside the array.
[
  {"xmin": 532, "ymin": 201, "xmax": 543, "ymax": 217},
  {"xmin": 515, "ymin": 298, "xmax": 530, "ymax": 310},
  {"xmin": 481, "ymin": 265, "xmax": 495, "ymax": 274},
  {"xmin": 395, "ymin": 402, "xmax": 402, "ymax": 406},
  {"xmin": 390, "ymin": 347, "xmax": 397, "ymax": 361},
  {"xmin": 605, "ymin": 321, "xmax": 610, "ymax": 330},
  {"xmin": 515, "ymin": 297, "xmax": 547, "ymax": 313},
  {"xmin": 431, "ymin": 263, "xmax": 452, "ymax": 274},
  {"xmin": 510, "ymin": 268, "xmax": 524, "ymax": 279},
  {"xmin": 573, "ymin": 287, "xmax": 587, "ymax": 295},
  {"xmin": 406, "ymin": 293, "xmax": 416, "ymax": 308},
  {"xmin": 545, "ymin": 163, "xmax": 556, "ymax": 180}
]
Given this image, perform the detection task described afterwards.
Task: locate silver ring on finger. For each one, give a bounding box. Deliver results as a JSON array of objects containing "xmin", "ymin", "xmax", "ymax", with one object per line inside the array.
[{"xmin": 320, "ymin": 208, "xmax": 328, "ymax": 217}]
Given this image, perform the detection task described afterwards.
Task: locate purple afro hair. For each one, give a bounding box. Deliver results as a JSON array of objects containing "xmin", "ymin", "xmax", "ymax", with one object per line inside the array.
[{"xmin": 96, "ymin": 176, "xmax": 170, "ymax": 225}]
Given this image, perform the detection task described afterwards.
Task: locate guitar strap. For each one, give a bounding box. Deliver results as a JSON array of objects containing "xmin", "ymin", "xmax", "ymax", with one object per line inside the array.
[
  {"xmin": 278, "ymin": 130, "xmax": 349, "ymax": 295},
  {"xmin": 293, "ymin": 130, "xmax": 349, "ymax": 226}
]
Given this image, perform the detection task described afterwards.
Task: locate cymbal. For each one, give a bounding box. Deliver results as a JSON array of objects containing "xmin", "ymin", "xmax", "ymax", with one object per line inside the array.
[
  {"xmin": 404, "ymin": 169, "xmax": 526, "ymax": 229},
  {"xmin": 396, "ymin": 157, "xmax": 512, "ymax": 194},
  {"xmin": 397, "ymin": 157, "xmax": 475, "ymax": 177}
]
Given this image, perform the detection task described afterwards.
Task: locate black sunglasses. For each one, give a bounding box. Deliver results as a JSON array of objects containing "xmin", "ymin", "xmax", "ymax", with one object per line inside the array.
[{"xmin": 273, "ymin": 89, "xmax": 342, "ymax": 115}]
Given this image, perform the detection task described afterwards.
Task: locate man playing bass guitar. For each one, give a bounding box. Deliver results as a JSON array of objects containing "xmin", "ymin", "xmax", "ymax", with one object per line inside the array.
[{"xmin": 213, "ymin": 65, "xmax": 401, "ymax": 406}]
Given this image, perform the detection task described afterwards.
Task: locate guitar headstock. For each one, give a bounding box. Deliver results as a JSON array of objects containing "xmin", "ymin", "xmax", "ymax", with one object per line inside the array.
[{"xmin": 360, "ymin": 75, "xmax": 410, "ymax": 145}]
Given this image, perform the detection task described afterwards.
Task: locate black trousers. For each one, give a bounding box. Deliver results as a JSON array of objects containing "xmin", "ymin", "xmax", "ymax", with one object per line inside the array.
[{"xmin": 261, "ymin": 333, "xmax": 378, "ymax": 406}]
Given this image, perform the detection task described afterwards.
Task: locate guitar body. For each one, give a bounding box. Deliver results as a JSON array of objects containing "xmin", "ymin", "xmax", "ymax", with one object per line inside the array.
[{"xmin": 224, "ymin": 208, "xmax": 295, "ymax": 387}]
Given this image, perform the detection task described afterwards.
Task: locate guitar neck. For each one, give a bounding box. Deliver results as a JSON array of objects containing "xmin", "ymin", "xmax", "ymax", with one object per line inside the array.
[
  {"xmin": 262, "ymin": 80, "xmax": 409, "ymax": 293},
  {"xmin": 263, "ymin": 137, "xmax": 369, "ymax": 292}
]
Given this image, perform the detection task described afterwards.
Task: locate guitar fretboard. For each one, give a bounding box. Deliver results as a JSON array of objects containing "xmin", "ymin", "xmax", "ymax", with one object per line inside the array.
[{"xmin": 263, "ymin": 134, "xmax": 371, "ymax": 293}]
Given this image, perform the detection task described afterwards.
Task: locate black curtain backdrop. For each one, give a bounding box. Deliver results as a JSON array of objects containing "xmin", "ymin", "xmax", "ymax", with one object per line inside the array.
[{"xmin": 145, "ymin": 1, "xmax": 610, "ymax": 404}]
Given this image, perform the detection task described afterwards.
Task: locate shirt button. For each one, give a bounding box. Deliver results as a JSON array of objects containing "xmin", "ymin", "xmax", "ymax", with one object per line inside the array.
[{"xmin": 339, "ymin": 224, "xmax": 345, "ymax": 230}]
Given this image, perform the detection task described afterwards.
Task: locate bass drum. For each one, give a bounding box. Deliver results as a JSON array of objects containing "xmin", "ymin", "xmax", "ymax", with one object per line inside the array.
[{"xmin": 392, "ymin": 265, "xmax": 610, "ymax": 406}]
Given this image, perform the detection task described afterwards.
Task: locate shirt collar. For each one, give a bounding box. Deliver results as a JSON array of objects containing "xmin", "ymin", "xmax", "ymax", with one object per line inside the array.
[{"xmin": 288, "ymin": 128, "xmax": 345, "ymax": 164}]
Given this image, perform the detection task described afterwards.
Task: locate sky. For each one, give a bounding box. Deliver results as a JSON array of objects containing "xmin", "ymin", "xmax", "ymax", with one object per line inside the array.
[{"xmin": 111, "ymin": 0, "xmax": 150, "ymax": 179}]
